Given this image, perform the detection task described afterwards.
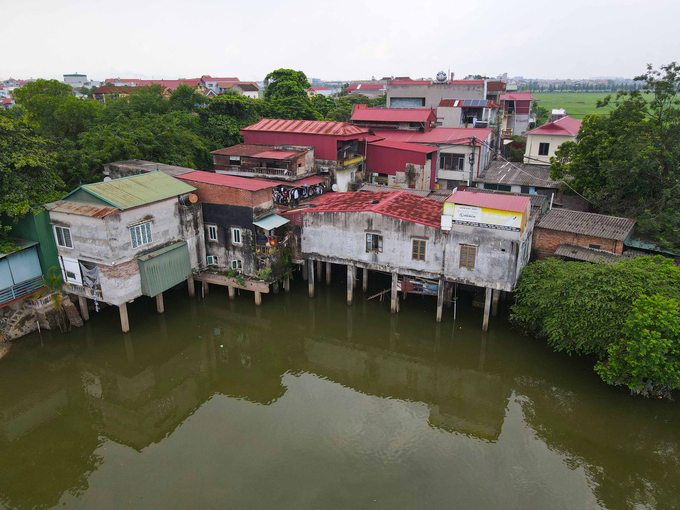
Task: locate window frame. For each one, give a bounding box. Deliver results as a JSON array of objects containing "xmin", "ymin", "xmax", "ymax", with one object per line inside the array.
[
  {"xmin": 459, "ymin": 245, "xmax": 477, "ymax": 269},
  {"xmin": 207, "ymin": 255, "xmax": 218, "ymax": 266},
  {"xmin": 231, "ymin": 227, "xmax": 242, "ymax": 246},
  {"xmin": 365, "ymin": 233, "xmax": 383, "ymax": 253},
  {"xmin": 538, "ymin": 142, "xmax": 550, "ymax": 156},
  {"xmin": 129, "ymin": 221, "xmax": 153, "ymax": 249},
  {"xmin": 54, "ymin": 226, "xmax": 73, "ymax": 249},
  {"xmin": 439, "ymin": 153, "xmax": 465, "ymax": 171},
  {"xmin": 412, "ymin": 239, "xmax": 426, "ymax": 261},
  {"xmin": 231, "ymin": 259, "xmax": 243, "ymax": 271},
  {"xmin": 207, "ymin": 224, "xmax": 218, "ymax": 242}
]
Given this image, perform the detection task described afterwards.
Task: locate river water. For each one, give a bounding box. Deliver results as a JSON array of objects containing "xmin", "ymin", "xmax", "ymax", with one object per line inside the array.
[{"xmin": 1, "ymin": 270, "xmax": 678, "ymax": 509}]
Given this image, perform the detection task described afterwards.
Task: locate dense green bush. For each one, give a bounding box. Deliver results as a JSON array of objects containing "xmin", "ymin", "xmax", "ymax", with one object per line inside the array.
[{"xmin": 511, "ymin": 257, "xmax": 680, "ymax": 396}]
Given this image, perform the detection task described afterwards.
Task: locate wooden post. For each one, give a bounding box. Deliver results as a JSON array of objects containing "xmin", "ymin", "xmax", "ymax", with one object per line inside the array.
[
  {"xmin": 119, "ymin": 302, "xmax": 130, "ymax": 333},
  {"xmin": 254, "ymin": 291, "xmax": 262, "ymax": 306},
  {"xmin": 272, "ymin": 281, "xmax": 279, "ymax": 294},
  {"xmin": 228, "ymin": 286, "xmax": 236, "ymax": 300},
  {"xmin": 347, "ymin": 264, "xmax": 354, "ymax": 305},
  {"xmin": 436, "ymin": 277, "xmax": 445, "ymax": 323},
  {"xmin": 482, "ymin": 287, "xmax": 492, "ymax": 331},
  {"xmin": 187, "ymin": 275, "xmax": 195, "ymax": 297},
  {"xmin": 308, "ymin": 259, "xmax": 315, "ymax": 298},
  {"xmin": 316, "ymin": 260, "xmax": 322, "ymax": 280},
  {"xmin": 283, "ymin": 274, "xmax": 290, "ymax": 292},
  {"xmin": 391, "ymin": 272, "xmax": 398, "ymax": 314},
  {"xmin": 492, "ymin": 289, "xmax": 500, "ymax": 317},
  {"xmin": 326, "ymin": 262, "xmax": 331, "ymax": 285},
  {"xmin": 302, "ymin": 260, "xmax": 308, "ymax": 281},
  {"xmin": 156, "ymin": 292, "xmax": 164, "ymax": 314},
  {"xmin": 78, "ymin": 295, "xmax": 89, "ymax": 321},
  {"xmin": 445, "ymin": 283, "xmax": 453, "ymax": 309},
  {"xmin": 362, "ymin": 268, "xmax": 368, "ymax": 292},
  {"xmin": 402, "ymin": 290, "xmax": 407, "ymax": 300},
  {"xmin": 203, "ymin": 281, "xmax": 209, "ymax": 295}
]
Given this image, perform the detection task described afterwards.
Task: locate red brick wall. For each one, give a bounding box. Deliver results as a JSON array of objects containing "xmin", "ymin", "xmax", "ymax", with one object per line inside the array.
[
  {"xmin": 181, "ymin": 179, "xmax": 272, "ymax": 209},
  {"xmin": 99, "ymin": 259, "xmax": 139, "ymax": 280},
  {"xmin": 533, "ymin": 227, "xmax": 621, "ymax": 258}
]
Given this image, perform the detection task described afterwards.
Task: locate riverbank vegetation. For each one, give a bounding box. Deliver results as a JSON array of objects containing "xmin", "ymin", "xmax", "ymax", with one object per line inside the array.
[{"xmin": 511, "ymin": 257, "xmax": 680, "ymax": 397}]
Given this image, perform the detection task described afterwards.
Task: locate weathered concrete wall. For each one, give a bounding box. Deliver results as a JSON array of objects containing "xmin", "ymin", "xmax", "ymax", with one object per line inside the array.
[
  {"xmin": 533, "ymin": 226, "xmax": 621, "ymax": 258},
  {"xmin": 524, "ymin": 133, "xmax": 575, "ymax": 165},
  {"xmin": 50, "ymin": 198, "xmax": 196, "ymax": 305},
  {"xmin": 387, "ymin": 83, "xmax": 485, "ymax": 109},
  {"xmin": 302, "ymin": 211, "xmax": 534, "ymax": 291}
]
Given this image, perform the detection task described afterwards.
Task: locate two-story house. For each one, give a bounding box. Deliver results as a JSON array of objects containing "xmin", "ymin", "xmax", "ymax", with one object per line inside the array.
[{"xmin": 44, "ymin": 172, "xmax": 204, "ymax": 332}]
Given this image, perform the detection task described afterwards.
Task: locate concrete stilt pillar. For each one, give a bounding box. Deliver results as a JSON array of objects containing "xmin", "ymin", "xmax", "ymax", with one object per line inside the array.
[
  {"xmin": 347, "ymin": 306, "xmax": 353, "ymax": 341},
  {"xmin": 123, "ymin": 333, "xmax": 134, "ymax": 362},
  {"xmin": 254, "ymin": 291, "xmax": 262, "ymax": 306},
  {"xmin": 302, "ymin": 260, "xmax": 308, "ymax": 281},
  {"xmin": 436, "ymin": 277, "xmax": 445, "ymax": 323},
  {"xmin": 362, "ymin": 268, "xmax": 368, "ymax": 292},
  {"xmin": 347, "ymin": 264, "xmax": 354, "ymax": 305},
  {"xmin": 228, "ymin": 286, "xmax": 236, "ymax": 300},
  {"xmin": 445, "ymin": 283, "xmax": 453, "ymax": 309},
  {"xmin": 316, "ymin": 260, "xmax": 322, "ymax": 280},
  {"xmin": 308, "ymin": 259, "xmax": 315, "ymax": 298},
  {"xmin": 187, "ymin": 275, "xmax": 195, "ymax": 297},
  {"xmin": 391, "ymin": 272, "xmax": 398, "ymax": 314},
  {"xmin": 203, "ymin": 281, "xmax": 209, "ymax": 295},
  {"xmin": 156, "ymin": 292, "xmax": 164, "ymax": 314},
  {"xmin": 78, "ymin": 295, "xmax": 89, "ymax": 321},
  {"xmin": 482, "ymin": 287, "xmax": 492, "ymax": 331},
  {"xmin": 491, "ymin": 289, "xmax": 500, "ymax": 317},
  {"xmin": 272, "ymin": 281, "xmax": 279, "ymax": 294},
  {"xmin": 119, "ymin": 302, "xmax": 130, "ymax": 333},
  {"xmin": 402, "ymin": 290, "xmax": 408, "ymax": 300},
  {"xmin": 326, "ymin": 262, "xmax": 331, "ymax": 285},
  {"xmin": 283, "ymin": 274, "xmax": 290, "ymax": 293}
]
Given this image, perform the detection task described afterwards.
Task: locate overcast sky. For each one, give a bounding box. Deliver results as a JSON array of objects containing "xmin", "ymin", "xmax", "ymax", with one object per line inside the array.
[{"xmin": 3, "ymin": 0, "xmax": 678, "ymax": 82}]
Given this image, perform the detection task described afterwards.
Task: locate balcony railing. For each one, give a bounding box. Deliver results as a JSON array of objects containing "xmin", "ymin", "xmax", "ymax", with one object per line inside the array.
[
  {"xmin": 0, "ymin": 276, "xmax": 44, "ymax": 306},
  {"xmin": 217, "ymin": 165, "xmax": 305, "ymax": 178},
  {"xmin": 63, "ymin": 283, "xmax": 103, "ymax": 300},
  {"xmin": 340, "ymin": 155, "xmax": 365, "ymax": 167}
]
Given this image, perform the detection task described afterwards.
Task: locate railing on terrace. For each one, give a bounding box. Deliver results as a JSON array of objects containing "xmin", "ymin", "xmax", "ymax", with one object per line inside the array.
[
  {"xmin": 340, "ymin": 154, "xmax": 365, "ymax": 167},
  {"xmin": 218, "ymin": 165, "xmax": 304, "ymax": 177},
  {"xmin": 0, "ymin": 276, "xmax": 44, "ymax": 306},
  {"xmin": 63, "ymin": 283, "xmax": 103, "ymax": 300}
]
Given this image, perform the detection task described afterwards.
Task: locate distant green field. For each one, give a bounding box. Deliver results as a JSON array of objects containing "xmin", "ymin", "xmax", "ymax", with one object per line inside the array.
[{"xmin": 533, "ymin": 92, "xmax": 655, "ymax": 119}]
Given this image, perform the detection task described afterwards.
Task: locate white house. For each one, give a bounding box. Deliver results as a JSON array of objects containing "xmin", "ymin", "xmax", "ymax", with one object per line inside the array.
[{"xmin": 524, "ymin": 115, "xmax": 582, "ymax": 165}]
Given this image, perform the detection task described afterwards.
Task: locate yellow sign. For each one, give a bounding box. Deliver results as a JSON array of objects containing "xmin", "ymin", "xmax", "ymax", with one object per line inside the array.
[{"xmin": 444, "ymin": 203, "xmax": 525, "ymax": 232}]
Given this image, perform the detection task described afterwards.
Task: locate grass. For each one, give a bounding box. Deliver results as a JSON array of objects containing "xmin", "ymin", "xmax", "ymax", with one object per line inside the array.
[{"xmin": 533, "ymin": 92, "xmax": 654, "ymax": 119}]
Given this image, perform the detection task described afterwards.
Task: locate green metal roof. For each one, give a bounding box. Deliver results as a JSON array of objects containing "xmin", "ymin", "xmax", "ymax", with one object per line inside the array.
[
  {"xmin": 252, "ymin": 214, "xmax": 290, "ymax": 230},
  {"xmin": 63, "ymin": 171, "xmax": 196, "ymax": 210}
]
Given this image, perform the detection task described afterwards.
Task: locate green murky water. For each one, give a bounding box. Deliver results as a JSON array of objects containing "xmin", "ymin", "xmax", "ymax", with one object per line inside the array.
[{"xmin": 1, "ymin": 269, "xmax": 678, "ymax": 509}]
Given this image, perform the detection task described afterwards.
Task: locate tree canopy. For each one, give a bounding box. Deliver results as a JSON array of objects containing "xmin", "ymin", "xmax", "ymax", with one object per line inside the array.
[{"xmin": 551, "ymin": 63, "xmax": 680, "ymax": 251}]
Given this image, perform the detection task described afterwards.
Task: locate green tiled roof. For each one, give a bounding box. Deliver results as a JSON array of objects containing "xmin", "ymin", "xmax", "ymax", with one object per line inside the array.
[{"xmin": 63, "ymin": 171, "xmax": 196, "ymax": 210}]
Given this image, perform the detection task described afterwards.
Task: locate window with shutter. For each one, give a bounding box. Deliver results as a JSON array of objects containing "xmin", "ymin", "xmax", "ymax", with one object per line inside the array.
[
  {"xmin": 54, "ymin": 226, "xmax": 73, "ymax": 249},
  {"xmin": 460, "ymin": 245, "xmax": 476, "ymax": 269}
]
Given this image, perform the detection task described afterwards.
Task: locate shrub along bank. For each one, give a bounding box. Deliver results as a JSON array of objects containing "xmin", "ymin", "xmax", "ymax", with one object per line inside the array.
[{"xmin": 511, "ymin": 257, "xmax": 680, "ymax": 398}]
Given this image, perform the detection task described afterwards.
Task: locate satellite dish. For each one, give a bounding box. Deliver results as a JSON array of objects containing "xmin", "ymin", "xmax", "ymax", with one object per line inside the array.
[
  {"xmin": 436, "ymin": 71, "xmax": 447, "ymax": 83},
  {"xmin": 103, "ymin": 176, "xmax": 112, "ymax": 182},
  {"xmin": 332, "ymin": 184, "xmax": 339, "ymax": 192}
]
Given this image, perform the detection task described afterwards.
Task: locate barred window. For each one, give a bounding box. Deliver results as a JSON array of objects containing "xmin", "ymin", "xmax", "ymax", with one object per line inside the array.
[
  {"xmin": 207, "ymin": 225, "xmax": 218, "ymax": 241},
  {"xmin": 54, "ymin": 226, "xmax": 73, "ymax": 248},
  {"xmin": 366, "ymin": 233, "xmax": 383, "ymax": 253},
  {"xmin": 130, "ymin": 222, "xmax": 152, "ymax": 249}
]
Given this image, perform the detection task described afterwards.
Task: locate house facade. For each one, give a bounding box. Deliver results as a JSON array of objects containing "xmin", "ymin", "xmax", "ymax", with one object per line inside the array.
[
  {"xmin": 241, "ymin": 119, "xmax": 369, "ymax": 192},
  {"xmin": 211, "ymin": 144, "xmax": 316, "ymax": 181},
  {"xmin": 300, "ymin": 190, "xmax": 534, "ymax": 329},
  {"xmin": 176, "ymin": 171, "xmax": 291, "ymax": 281},
  {"xmin": 500, "ymin": 92, "xmax": 537, "ymax": 136},
  {"xmin": 44, "ymin": 172, "xmax": 204, "ymax": 332},
  {"xmin": 386, "ymin": 79, "xmax": 504, "ymax": 109},
  {"xmin": 437, "ymin": 99, "xmax": 500, "ymax": 129},
  {"xmin": 524, "ymin": 115, "xmax": 582, "ymax": 165},
  {"xmin": 365, "ymin": 140, "xmax": 438, "ymax": 190}
]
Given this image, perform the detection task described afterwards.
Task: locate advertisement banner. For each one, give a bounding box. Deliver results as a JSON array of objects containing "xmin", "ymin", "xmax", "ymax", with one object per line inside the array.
[{"xmin": 450, "ymin": 204, "xmax": 523, "ymax": 232}]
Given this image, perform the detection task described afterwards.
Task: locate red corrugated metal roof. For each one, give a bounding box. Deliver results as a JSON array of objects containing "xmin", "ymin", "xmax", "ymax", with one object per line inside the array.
[
  {"xmin": 252, "ymin": 150, "xmax": 299, "ymax": 160},
  {"xmin": 527, "ymin": 115, "xmax": 582, "ymax": 136},
  {"xmin": 368, "ymin": 140, "xmax": 438, "ymax": 154},
  {"xmin": 211, "ymin": 144, "xmax": 312, "ymax": 157},
  {"xmin": 202, "ymin": 75, "xmax": 239, "ymax": 82},
  {"xmin": 304, "ymin": 191, "xmax": 443, "ymax": 228},
  {"xmin": 377, "ymin": 128, "xmax": 492, "ymax": 146},
  {"xmin": 178, "ymin": 171, "xmax": 275, "ymax": 191},
  {"xmin": 242, "ymin": 119, "xmax": 370, "ymax": 137},
  {"xmin": 446, "ymin": 191, "xmax": 530, "ymax": 213},
  {"xmin": 351, "ymin": 107, "xmax": 436, "ymax": 123},
  {"xmin": 501, "ymin": 92, "xmax": 537, "ymax": 101},
  {"xmin": 449, "ymin": 80, "xmax": 484, "ymax": 85},
  {"xmin": 44, "ymin": 200, "xmax": 119, "ymax": 218},
  {"xmin": 389, "ymin": 80, "xmax": 431, "ymax": 85},
  {"xmin": 485, "ymin": 81, "xmax": 506, "ymax": 91}
]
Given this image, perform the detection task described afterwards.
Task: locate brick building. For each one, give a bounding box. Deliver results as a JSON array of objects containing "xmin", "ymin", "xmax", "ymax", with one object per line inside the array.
[
  {"xmin": 177, "ymin": 171, "xmax": 291, "ymax": 280},
  {"xmin": 533, "ymin": 209, "xmax": 636, "ymax": 260}
]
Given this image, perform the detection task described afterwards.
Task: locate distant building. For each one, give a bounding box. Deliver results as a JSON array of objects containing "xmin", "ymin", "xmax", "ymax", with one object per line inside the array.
[
  {"xmin": 533, "ymin": 209, "xmax": 636, "ymax": 260},
  {"xmin": 63, "ymin": 73, "xmax": 88, "ymax": 87},
  {"xmin": 44, "ymin": 172, "xmax": 204, "ymax": 332},
  {"xmin": 343, "ymin": 83, "xmax": 387, "ymax": 98},
  {"xmin": 214, "ymin": 81, "xmax": 259, "ymax": 99},
  {"xmin": 307, "ymin": 86, "xmax": 332, "ymax": 98},
  {"xmin": 500, "ymin": 92, "xmax": 538, "ymax": 136},
  {"xmin": 386, "ymin": 79, "xmax": 505, "ymax": 109},
  {"xmin": 524, "ymin": 116, "xmax": 582, "ymax": 165},
  {"xmin": 436, "ymin": 99, "xmax": 500, "ymax": 129},
  {"xmin": 199, "ymin": 75, "xmax": 239, "ymax": 95},
  {"xmin": 92, "ymin": 85, "xmax": 136, "ymax": 103}
]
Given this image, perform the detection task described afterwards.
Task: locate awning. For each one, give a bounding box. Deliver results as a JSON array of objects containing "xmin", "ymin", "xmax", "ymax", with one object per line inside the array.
[{"xmin": 253, "ymin": 214, "xmax": 290, "ymax": 230}]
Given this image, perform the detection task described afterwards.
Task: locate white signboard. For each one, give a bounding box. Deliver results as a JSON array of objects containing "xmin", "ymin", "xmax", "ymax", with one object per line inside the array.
[
  {"xmin": 440, "ymin": 215, "xmax": 453, "ymax": 230},
  {"xmin": 453, "ymin": 205, "xmax": 482, "ymax": 223}
]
